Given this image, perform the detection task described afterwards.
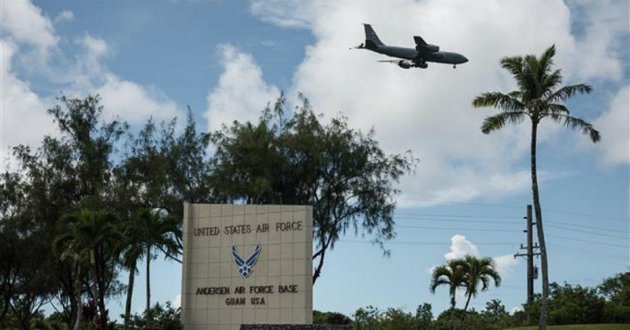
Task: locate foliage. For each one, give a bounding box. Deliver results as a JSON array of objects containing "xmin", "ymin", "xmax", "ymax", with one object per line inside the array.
[
  {"xmin": 454, "ymin": 255, "xmax": 501, "ymax": 312},
  {"xmin": 209, "ymin": 94, "xmax": 417, "ymax": 283},
  {"xmin": 430, "ymin": 259, "xmax": 467, "ymax": 309},
  {"xmin": 125, "ymin": 302, "xmax": 182, "ymax": 330},
  {"xmin": 314, "ymin": 310, "xmax": 353, "ymax": 325},
  {"xmin": 472, "ymin": 44, "xmax": 600, "ymax": 329}
]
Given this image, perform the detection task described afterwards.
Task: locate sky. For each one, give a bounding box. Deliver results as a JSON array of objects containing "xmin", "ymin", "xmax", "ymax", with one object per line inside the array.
[{"xmin": 1, "ymin": 0, "xmax": 629, "ymax": 320}]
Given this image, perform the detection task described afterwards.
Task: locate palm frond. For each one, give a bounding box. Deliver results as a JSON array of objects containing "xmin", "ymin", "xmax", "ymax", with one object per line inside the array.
[
  {"xmin": 480, "ymin": 111, "xmax": 528, "ymax": 134},
  {"xmin": 559, "ymin": 115, "xmax": 602, "ymax": 143},
  {"xmin": 472, "ymin": 92, "xmax": 525, "ymax": 111},
  {"xmin": 544, "ymin": 84, "xmax": 592, "ymax": 104}
]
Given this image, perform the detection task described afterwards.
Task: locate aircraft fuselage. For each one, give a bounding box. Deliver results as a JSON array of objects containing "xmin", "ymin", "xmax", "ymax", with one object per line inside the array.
[{"xmin": 370, "ymin": 45, "xmax": 468, "ymax": 65}]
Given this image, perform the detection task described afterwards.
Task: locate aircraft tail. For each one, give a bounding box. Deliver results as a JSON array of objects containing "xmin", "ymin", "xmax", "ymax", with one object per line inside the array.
[{"xmin": 363, "ymin": 24, "xmax": 384, "ymax": 49}]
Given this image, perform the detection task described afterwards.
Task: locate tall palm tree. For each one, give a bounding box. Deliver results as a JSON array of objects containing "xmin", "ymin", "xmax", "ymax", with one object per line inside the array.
[
  {"xmin": 120, "ymin": 222, "xmax": 144, "ymax": 330},
  {"xmin": 136, "ymin": 209, "xmax": 181, "ymax": 311},
  {"xmin": 455, "ymin": 255, "xmax": 501, "ymax": 312},
  {"xmin": 472, "ymin": 44, "xmax": 600, "ymax": 329},
  {"xmin": 430, "ymin": 259, "xmax": 467, "ymax": 309}
]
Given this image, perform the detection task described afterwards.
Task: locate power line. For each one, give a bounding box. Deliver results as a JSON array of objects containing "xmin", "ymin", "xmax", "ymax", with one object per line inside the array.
[
  {"xmin": 397, "ymin": 224, "xmax": 517, "ymax": 233},
  {"xmin": 547, "ymin": 234, "xmax": 629, "ymax": 249},
  {"xmin": 546, "ymin": 222, "xmax": 628, "ymax": 240},
  {"xmin": 341, "ymin": 239, "xmax": 516, "ymax": 247},
  {"xmin": 546, "ymin": 219, "xmax": 629, "ymax": 235}
]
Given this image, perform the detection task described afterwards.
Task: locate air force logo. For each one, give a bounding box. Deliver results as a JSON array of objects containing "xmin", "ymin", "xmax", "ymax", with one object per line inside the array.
[{"xmin": 231, "ymin": 243, "xmax": 262, "ymax": 278}]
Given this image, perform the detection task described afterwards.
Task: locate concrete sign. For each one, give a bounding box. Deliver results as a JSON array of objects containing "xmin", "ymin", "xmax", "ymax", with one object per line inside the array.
[{"xmin": 182, "ymin": 204, "xmax": 313, "ymax": 330}]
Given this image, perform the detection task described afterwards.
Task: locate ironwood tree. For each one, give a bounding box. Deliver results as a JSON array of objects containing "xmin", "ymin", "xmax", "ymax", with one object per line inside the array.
[{"xmin": 208, "ymin": 94, "xmax": 417, "ymax": 283}]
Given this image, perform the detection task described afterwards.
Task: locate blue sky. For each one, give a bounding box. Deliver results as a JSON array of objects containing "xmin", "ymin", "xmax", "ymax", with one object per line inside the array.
[{"xmin": 1, "ymin": 0, "xmax": 629, "ymax": 320}]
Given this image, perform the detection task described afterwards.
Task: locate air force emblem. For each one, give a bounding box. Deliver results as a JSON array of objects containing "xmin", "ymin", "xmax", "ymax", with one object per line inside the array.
[{"xmin": 231, "ymin": 243, "xmax": 262, "ymax": 278}]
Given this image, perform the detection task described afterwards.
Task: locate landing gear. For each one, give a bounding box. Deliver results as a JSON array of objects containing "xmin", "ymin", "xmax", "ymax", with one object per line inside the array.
[{"xmin": 453, "ymin": 65, "xmax": 457, "ymax": 69}]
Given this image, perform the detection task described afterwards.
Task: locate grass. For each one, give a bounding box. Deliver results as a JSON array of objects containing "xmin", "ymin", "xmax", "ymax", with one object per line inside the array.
[{"xmin": 503, "ymin": 325, "xmax": 629, "ymax": 330}]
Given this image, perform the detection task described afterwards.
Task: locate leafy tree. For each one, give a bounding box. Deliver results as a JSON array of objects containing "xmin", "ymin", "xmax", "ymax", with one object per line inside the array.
[
  {"xmin": 598, "ymin": 272, "xmax": 630, "ymax": 323},
  {"xmin": 313, "ymin": 310, "xmax": 352, "ymax": 325},
  {"xmin": 9, "ymin": 95, "xmax": 127, "ymax": 329},
  {"xmin": 415, "ymin": 303, "xmax": 433, "ymax": 330},
  {"xmin": 126, "ymin": 302, "xmax": 182, "ymax": 330},
  {"xmin": 209, "ymin": 94, "xmax": 416, "ymax": 283},
  {"xmin": 429, "ymin": 259, "xmax": 467, "ymax": 309},
  {"xmin": 455, "ymin": 255, "xmax": 501, "ymax": 312},
  {"xmin": 472, "ymin": 45, "xmax": 600, "ymax": 329}
]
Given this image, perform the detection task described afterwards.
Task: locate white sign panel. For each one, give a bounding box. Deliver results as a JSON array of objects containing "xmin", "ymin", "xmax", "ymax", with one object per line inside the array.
[{"xmin": 182, "ymin": 204, "xmax": 313, "ymax": 330}]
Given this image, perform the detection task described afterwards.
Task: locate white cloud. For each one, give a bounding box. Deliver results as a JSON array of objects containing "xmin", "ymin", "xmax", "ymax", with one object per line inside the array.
[
  {"xmin": 492, "ymin": 254, "xmax": 519, "ymax": 277},
  {"xmin": 444, "ymin": 235, "xmax": 479, "ymax": 260},
  {"xmin": 591, "ymin": 86, "xmax": 630, "ymax": 166},
  {"xmin": 173, "ymin": 293, "xmax": 181, "ymax": 309},
  {"xmin": 0, "ymin": 0, "xmax": 57, "ymax": 48},
  {"xmin": 95, "ymin": 74, "xmax": 182, "ymax": 124},
  {"xmin": 0, "ymin": 40, "xmax": 56, "ymax": 172},
  {"xmin": 204, "ymin": 44, "xmax": 280, "ymax": 133},
  {"xmin": 441, "ymin": 235, "xmax": 518, "ymax": 275},
  {"xmin": 54, "ymin": 10, "xmax": 74, "ymax": 24},
  {"xmin": 248, "ymin": 0, "xmax": 628, "ymax": 205}
]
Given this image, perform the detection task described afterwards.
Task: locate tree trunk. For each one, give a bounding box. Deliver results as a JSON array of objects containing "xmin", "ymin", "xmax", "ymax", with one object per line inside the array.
[
  {"xmin": 73, "ymin": 260, "xmax": 82, "ymax": 330},
  {"xmin": 463, "ymin": 292, "xmax": 472, "ymax": 313},
  {"xmin": 124, "ymin": 260, "xmax": 136, "ymax": 329},
  {"xmin": 530, "ymin": 122, "xmax": 549, "ymax": 330},
  {"xmin": 146, "ymin": 246, "xmax": 151, "ymax": 312},
  {"xmin": 312, "ymin": 247, "xmax": 325, "ymax": 284}
]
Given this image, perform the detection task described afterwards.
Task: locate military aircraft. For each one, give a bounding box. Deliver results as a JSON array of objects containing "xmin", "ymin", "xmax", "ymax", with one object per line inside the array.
[{"xmin": 354, "ymin": 24, "xmax": 468, "ymax": 69}]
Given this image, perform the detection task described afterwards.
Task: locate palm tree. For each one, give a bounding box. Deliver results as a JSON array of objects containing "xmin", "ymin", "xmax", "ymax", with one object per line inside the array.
[
  {"xmin": 136, "ymin": 209, "xmax": 181, "ymax": 311},
  {"xmin": 472, "ymin": 44, "xmax": 600, "ymax": 329},
  {"xmin": 54, "ymin": 209, "xmax": 122, "ymax": 329},
  {"xmin": 430, "ymin": 259, "xmax": 467, "ymax": 309},
  {"xmin": 455, "ymin": 255, "xmax": 501, "ymax": 312},
  {"xmin": 120, "ymin": 222, "xmax": 144, "ymax": 329}
]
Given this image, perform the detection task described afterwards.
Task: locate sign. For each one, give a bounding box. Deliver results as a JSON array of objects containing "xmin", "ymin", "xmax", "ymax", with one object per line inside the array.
[{"xmin": 181, "ymin": 204, "xmax": 313, "ymax": 330}]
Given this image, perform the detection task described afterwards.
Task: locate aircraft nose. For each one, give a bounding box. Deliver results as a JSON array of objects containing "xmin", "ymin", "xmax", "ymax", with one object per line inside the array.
[{"xmin": 460, "ymin": 55, "xmax": 468, "ymax": 63}]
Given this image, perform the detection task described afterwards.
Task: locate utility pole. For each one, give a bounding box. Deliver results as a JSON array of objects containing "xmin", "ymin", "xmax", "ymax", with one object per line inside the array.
[{"xmin": 514, "ymin": 204, "xmax": 540, "ymax": 324}]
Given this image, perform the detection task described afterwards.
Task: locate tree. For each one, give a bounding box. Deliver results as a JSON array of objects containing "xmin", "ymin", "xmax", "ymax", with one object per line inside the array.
[
  {"xmin": 472, "ymin": 45, "xmax": 600, "ymax": 329},
  {"xmin": 209, "ymin": 94, "xmax": 416, "ymax": 283},
  {"xmin": 54, "ymin": 209, "xmax": 123, "ymax": 329},
  {"xmin": 430, "ymin": 259, "xmax": 467, "ymax": 309},
  {"xmin": 455, "ymin": 255, "xmax": 501, "ymax": 312},
  {"xmin": 136, "ymin": 209, "xmax": 181, "ymax": 311}
]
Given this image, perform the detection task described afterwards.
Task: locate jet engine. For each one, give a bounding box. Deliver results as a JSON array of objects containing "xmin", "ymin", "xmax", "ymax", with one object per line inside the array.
[{"xmin": 397, "ymin": 60, "xmax": 412, "ymax": 69}]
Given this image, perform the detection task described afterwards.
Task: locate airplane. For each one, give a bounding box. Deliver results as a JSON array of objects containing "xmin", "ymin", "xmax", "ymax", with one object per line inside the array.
[{"xmin": 354, "ymin": 24, "xmax": 468, "ymax": 69}]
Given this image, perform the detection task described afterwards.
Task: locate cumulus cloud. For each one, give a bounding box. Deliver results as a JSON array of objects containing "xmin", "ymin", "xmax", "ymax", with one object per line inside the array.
[
  {"xmin": 95, "ymin": 74, "xmax": 182, "ymax": 124},
  {"xmin": 442, "ymin": 235, "xmax": 518, "ymax": 275},
  {"xmin": 0, "ymin": 0, "xmax": 184, "ymax": 174},
  {"xmin": 0, "ymin": 0, "xmax": 57, "ymax": 48},
  {"xmin": 247, "ymin": 0, "xmax": 629, "ymax": 205},
  {"xmin": 444, "ymin": 235, "xmax": 479, "ymax": 260},
  {"xmin": 204, "ymin": 44, "xmax": 281, "ymax": 133},
  {"xmin": 0, "ymin": 39, "xmax": 57, "ymax": 172},
  {"xmin": 591, "ymin": 86, "xmax": 630, "ymax": 166}
]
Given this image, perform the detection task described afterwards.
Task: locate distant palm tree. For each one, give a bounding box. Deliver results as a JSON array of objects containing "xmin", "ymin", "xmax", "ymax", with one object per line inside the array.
[
  {"xmin": 455, "ymin": 255, "xmax": 501, "ymax": 312},
  {"xmin": 472, "ymin": 44, "xmax": 600, "ymax": 329},
  {"xmin": 136, "ymin": 209, "xmax": 181, "ymax": 311},
  {"xmin": 430, "ymin": 259, "xmax": 467, "ymax": 309}
]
